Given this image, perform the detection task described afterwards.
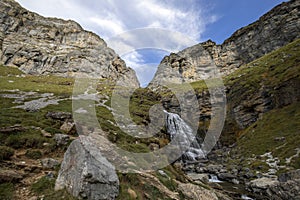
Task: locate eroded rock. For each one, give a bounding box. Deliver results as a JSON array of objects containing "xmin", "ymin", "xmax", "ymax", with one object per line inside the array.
[{"xmin": 55, "ymin": 137, "xmax": 119, "ymax": 200}]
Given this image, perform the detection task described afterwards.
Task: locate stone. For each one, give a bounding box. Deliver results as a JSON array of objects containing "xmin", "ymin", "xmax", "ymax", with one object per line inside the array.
[
  {"xmin": 41, "ymin": 158, "xmax": 60, "ymax": 169},
  {"xmin": 55, "ymin": 137, "xmax": 119, "ymax": 200},
  {"xmin": 217, "ymin": 173, "xmax": 237, "ymax": 182},
  {"xmin": 45, "ymin": 112, "xmax": 72, "ymax": 121},
  {"xmin": 54, "ymin": 134, "xmax": 70, "ymax": 146},
  {"xmin": 0, "ymin": 125, "xmax": 26, "ymax": 133},
  {"xmin": 247, "ymin": 177, "xmax": 279, "ymax": 190},
  {"xmin": 149, "ymin": 0, "xmax": 300, "ymax": 88},
  {"xmin": 149, "ymin": 143, "xmax": 159, "ymax": 151},
  {"xmin": 206, "ymin": 164, "xmax": 223, "ymax": 174},
  {"xmin": 0, "ymin": 0, "xmax": 139, "ymax": 87},
  {"xmin": 127, "ymin": 188, "xmax": 137, "ymax": 199},
  {"xmin": 60, "ymin": 120, "xmax": 76, "ymax": 135},
  {"xmin": 187, "ymin": 173, "xmax": 209, "ymax": 183},
  {"xmin": 0, "ymin": 169, "xmax": 23, "ymax": 183},
  {"xmin": 278, "ymin": 169, "xmax": 300, "ymax": 182},
  {"xmin": 176, "ymin": 181, "xmax": 227, "ymax": 200},
  {"xmin": 41, "ymin": 130, "xmax": 52, "ymax": 138}
]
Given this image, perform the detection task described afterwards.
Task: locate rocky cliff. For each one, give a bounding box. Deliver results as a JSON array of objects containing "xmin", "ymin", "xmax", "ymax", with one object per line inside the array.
[
  {"xmin": 149, "ymin": 0, "xmax": 300, "ymax": 87},
  {"xmin": 0, "ymin": 0, "xmax": 139, "ymax": 87}
]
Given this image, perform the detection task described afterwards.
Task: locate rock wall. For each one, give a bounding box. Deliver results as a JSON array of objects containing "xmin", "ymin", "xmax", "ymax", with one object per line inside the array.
[
  {"xmin": 149, "ymin": 0, "xmax": 300, "ymax": 86},
  {"xmin": 0, "ymin": 0, "xmax": 139, "ymax": 87}
]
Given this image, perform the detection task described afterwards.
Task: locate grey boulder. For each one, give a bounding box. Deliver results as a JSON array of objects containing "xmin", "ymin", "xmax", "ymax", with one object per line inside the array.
[{"xmin": 55, "ymin": 136, "xmax": 119, "ymax": 200}]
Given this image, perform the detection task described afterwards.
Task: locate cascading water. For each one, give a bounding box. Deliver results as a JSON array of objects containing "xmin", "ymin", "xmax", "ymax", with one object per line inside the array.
[{"xmin": 164, "ymin": 110, "xmax": 205, "ymax": 162}]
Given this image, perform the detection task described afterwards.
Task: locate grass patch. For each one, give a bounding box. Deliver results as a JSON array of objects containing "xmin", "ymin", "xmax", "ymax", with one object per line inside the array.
[
  {"xmin": 25, "ymin": 149, "xmax": 43, "ymax": 159},
  {"xmin": 0, "ymin": 65, "xmax": 24, "ymax": 76},
  {"xmin": 31, "ymin": 176, "xmax": 76, "ymax": 200},
  {"xmin": 5, "ymin": 129, "xmax": 49, "ymax": 149},
  {"xmin": 0, "ymin": 146, "xmax": 14, "ymax": 161},
  {"xmin": 0, "ymin": 73, "xmax": 74, "ymax": 96},
  {"xmin": 0, "ymin": 183, "xmax": 14, "ymax": 200},
  {"xmin": 117, "ymin": 173, "xmax": 171, "ymax": 200},
  {"xmin": 236, "ymin": 101, "xmax": 300, "ymax": 168},
  {"xmin": 225, "ymin": 38, "xmax": 300, "ymax": 106}
]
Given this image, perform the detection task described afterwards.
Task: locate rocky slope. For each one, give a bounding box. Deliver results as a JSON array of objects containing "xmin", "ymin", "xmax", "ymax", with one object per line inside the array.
[
  {"xmin": 0, "ymin": 0, "xmax": 139, "ymax": 87},
  {"xmin": 149, "ymin": 0, "xmax": 300, "ymax": 87}
]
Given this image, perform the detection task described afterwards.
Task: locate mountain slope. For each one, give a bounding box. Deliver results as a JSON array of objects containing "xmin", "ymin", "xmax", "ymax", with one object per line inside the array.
[
  {"xmin": 149, "ymin": 0, "xmax": 300, "ymax": 87},
  {"xmin": 0, "ymin": 0, "xmax": 139, "ymax": 87}
]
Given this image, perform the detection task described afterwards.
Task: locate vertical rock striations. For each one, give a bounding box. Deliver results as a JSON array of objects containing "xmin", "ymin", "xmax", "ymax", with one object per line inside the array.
[
  {"xmin": 149, "ymin": 0, "xmax": 300, "ymax": 86},
  {"xmin": 0, "ymin": 0, "xmax": 139, "ymax": 87}
]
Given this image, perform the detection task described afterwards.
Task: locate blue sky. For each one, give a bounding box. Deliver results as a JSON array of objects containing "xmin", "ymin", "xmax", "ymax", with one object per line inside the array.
[{"xmin": 16, "ymin": 0, "xmax": 286, "ymax": 86}]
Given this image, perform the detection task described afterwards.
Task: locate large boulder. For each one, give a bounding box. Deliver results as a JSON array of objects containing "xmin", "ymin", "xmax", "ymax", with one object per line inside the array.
[{"xmin": 55, "ymin": 136, "xmax": 119, "ymax": 200}]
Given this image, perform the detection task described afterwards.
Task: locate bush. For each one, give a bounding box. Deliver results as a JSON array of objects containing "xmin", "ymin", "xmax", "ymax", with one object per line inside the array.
[
  {"xmin": 0, "ymin": 146, "xmax": 14, "ymax": 161},
  {"xmin": 25, "ymin": 150, "xmax": 43, "ymax": 159},
  {"xmin": 31, "ymin": 176, "xmax": 55, "ymax": 195},
  {"xmin": 0, "ymin": 183, "xmax": 14, "ymax": 199},
  {"xmin": 5, "ymin": 134, "xmax": 47, "ymax": 149}
]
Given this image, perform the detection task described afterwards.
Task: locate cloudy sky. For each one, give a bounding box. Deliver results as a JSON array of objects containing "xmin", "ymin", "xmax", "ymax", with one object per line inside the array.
[{"xmin": 16, "ymin": 0, "xmax": 285, "ymax": 86}]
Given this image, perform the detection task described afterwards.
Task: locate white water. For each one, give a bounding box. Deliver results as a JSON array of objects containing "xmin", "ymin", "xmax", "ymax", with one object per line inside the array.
[
  {"xmin": 164, "ymin": 111, "xmax": 205, "ymax": 161},
  {"xmin": 241, "ymin": 194, "xmax": 254, "ymax": 200},
  {"xmin": 208, "ymin": 174, "xmax": 223, "ymax": 183}
]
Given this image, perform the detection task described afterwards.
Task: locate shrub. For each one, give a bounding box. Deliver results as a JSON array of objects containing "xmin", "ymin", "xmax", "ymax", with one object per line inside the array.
[
  {"xmin": 5, "ymin": 134, "xmax": 47, "ymax": 149},
  {"xmin": 25, "ymin": 150, "xmax": 43, "ymax": 159},
  {"xmin": 0, "ymin": 183, "xmax": 14, "ymax": 199},
  {"xmin": 31, "ymin": 176, "xmax": 55, "ymax": 195},
  {"xmin": 0, "ymin": 146, "xmax": 14, "ymax": 161}
]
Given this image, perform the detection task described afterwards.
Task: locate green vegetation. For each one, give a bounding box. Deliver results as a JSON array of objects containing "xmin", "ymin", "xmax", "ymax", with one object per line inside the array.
[
  {"xmin": 236, "ymin": 102, "xmax": 300, "ymax": 169},
  {"xmin": 0, "ymin": 183, "xmax": 14, "ymax": 200},
  {"xmin": 117, "ymin": 173, "xmax": 171, "ymax": 200},
  {"xmin": 25, "ymin": 149, "xmax": 43, "ymax": 159},
  {"xmin": 0, "ymin": 65, "xmax": 74, "ymax": 95},
  {"xmin": 0, "ymin": 146, "xmax": 14, "ymax": 161},
  {"xmin": 0, "ymin": 98, "xmax": 72, "ymax": 128},
  {"xmin": 31, "ymin": 176, "xmax": 76, "ymax": 200},
  {"xmin": 117, "ymin": 165, "xmax": 187, "ymax": 200},
  {"xmin": 225, "ymin": 38, "xmax": 300, "ymax": 106},
  {"xmin": 5, "ymin": 129, "xmax": 49, "ymax": 149},
  {"xmin": 129, "ymin": 88, "xmax": 161, "ymax": 125},
  {"xmin": 0, "ymin": 65, "xmax": 24, "ymax": 76}
]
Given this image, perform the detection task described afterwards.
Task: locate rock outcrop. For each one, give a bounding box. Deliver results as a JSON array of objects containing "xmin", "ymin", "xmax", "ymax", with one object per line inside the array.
[
  {"xmin": 149, "ymin": 0, "xmax": 300, "ymax": 86},
  {"xmin": 55, "ymin": 136, "xmax": 119, "ymax": 200},
  {"xmin": 246, "ymin": 170, "xmax": 300, "ymax": 199},
  {"xmin": 0, "ymin": 0, "xmax": 139, "ymax": 87}
]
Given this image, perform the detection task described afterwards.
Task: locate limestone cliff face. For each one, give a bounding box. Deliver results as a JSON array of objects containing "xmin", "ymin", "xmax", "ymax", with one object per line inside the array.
[
  {"xmin": 149, "ymin": 0, "xmax": 300, "ymax": 87},
  {"xmin": 0, "ymin": 0, "xmax": 139, "ymax": 87}
]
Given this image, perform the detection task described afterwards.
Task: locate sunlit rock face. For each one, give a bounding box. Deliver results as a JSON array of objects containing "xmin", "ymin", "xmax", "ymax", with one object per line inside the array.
[
  {"xmin": 0, "ymin": 0, "xmax": 139, "ymax": 87},
  {"xmin": 149, "ymin": 0, "xmax": 300, "ymax": 88}
]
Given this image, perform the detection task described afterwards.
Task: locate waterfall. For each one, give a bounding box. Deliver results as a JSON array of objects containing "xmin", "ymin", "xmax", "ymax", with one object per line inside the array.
[
  {"xmin": 164, "ymin": 111, "xmax": 205, "ymax": 162},
  {"xmin": 208, "ymin": 174, "xmax": 222, "ymax": 183}
]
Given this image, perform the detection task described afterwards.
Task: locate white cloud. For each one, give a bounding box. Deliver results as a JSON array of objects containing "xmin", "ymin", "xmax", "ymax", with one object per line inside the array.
[{"xmin": 15, "ymin": 0, "xmax": 218, "ymax": 85}]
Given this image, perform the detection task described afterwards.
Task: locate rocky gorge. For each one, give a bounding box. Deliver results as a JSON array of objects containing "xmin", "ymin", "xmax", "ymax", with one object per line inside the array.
[{"xmin": 0, "ymin": 0, "xmax": 299, "ymax": 200}]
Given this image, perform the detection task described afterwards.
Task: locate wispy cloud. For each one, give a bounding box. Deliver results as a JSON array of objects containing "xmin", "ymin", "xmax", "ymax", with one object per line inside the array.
[{"xmin": 16, "ymin": 0, "xmax": 218, "ymax": 85}]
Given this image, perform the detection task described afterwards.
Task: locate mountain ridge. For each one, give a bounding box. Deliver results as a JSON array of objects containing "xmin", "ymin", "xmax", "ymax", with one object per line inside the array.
[
  {"xmin": 0, "ymin": 0, "xmax": 139, "ymax": 87},
  {"xmin": 149, "ymin": 0, "xmax": 300, "ymax": 87}
]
